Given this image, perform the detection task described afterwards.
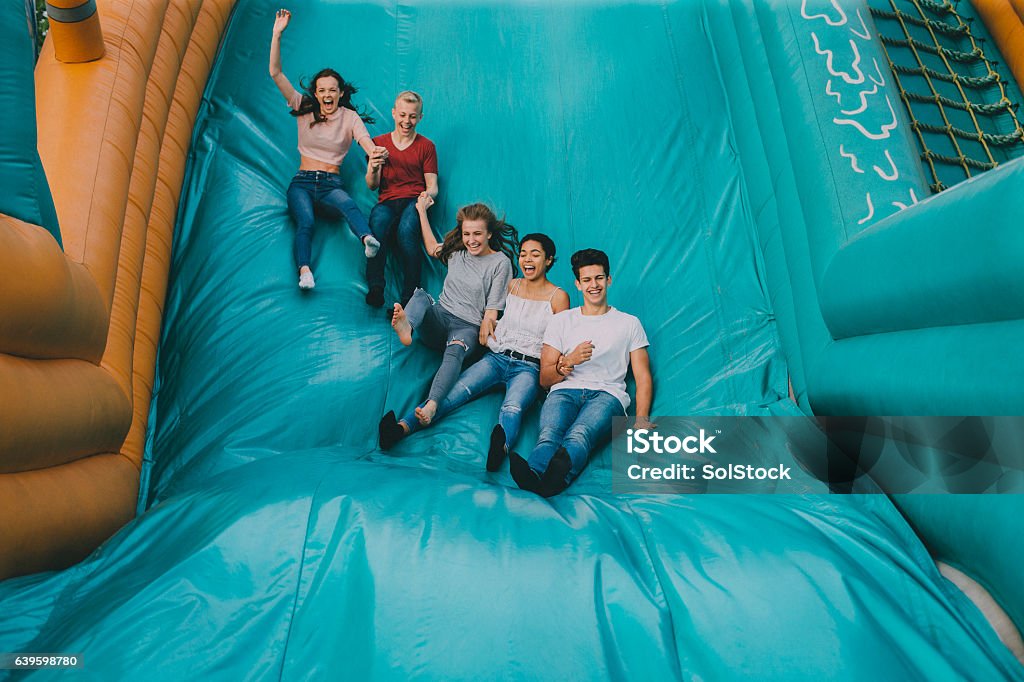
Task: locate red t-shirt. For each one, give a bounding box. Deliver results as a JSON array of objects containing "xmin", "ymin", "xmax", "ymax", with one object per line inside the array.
[{"xmin": 373, "ymin": 133, "xmax": 438, "ymax": 202}]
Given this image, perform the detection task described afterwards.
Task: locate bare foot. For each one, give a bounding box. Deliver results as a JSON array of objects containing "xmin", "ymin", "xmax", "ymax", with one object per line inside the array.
[
  {"xmin": 391, "ymin": 303, "xmax": 412, "ymax": 346},
  {"xmin": 415, "ymin": 400, "xmax": 438, "ymax": 426}
]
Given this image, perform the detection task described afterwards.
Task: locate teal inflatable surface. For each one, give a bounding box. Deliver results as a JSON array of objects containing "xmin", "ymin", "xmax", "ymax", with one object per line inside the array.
[
  {"xmin": 0, "ymin": 0, "xmax": 60, "ymax": 244},
  {"xmin": 2, "ymin": 1, "xmax": 1022, "ymax": 679}
]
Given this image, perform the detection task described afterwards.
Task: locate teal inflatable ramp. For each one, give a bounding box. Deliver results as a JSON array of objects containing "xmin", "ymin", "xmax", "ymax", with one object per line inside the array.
[{"xmin": 2, "ymin": 1, "xmax": 1022, "ymax": 680}]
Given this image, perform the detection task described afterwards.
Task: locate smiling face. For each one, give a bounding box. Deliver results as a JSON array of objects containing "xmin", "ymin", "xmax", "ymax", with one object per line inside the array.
[
  {"xmin": 575, "ymin": 264, "xmax": 610, "ymax": 306},
  {"xmin": 392, "ymin": 99, "xmax": 423, "ymax": 135},
  {"xmin": 315, "ymin": 75, "xmax": 341, "ymax": 116},
  {"xmin": 461, "ymin": 218, "xmax": 492, "ymax": 256},
  {"xmin": 519, "ymin": 240, "xmax": 551, "ymax": 282}
]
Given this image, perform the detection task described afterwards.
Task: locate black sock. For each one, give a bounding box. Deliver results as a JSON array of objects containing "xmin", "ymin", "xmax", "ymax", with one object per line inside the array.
[
  {"xmin": 538, "ymin": 448, "xmax": 572, "ymax": 498},
  {"xmin": 486, "ymin": 424, "xmax": 507, "ymax": 472},
  {"xmin": 378, "ymin": 410, "xmax": 404, "ymax": 451},
  {"xmin": 509, "ymin": 451, "xmax": 541, "ymax": 493}
]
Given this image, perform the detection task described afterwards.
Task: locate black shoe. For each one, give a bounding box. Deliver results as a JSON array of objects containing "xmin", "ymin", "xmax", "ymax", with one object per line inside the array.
[
  {"xmin": 537, "ymin": 448, "xmax": 572, "ymax": 498},
  {"xmin": 486, "ymin": 425, "xmax": 508, "ymax": 472},
  {"xmin": 509, "ymin": 451, "xmax": 541, "ymax": 493},
  {"xmin": 378, "ymin": 410, "xmax": 404, "ymax": 451},
  {"xmin": 365, "ymin": 287, "xmax": 385, "ymax": 308}
]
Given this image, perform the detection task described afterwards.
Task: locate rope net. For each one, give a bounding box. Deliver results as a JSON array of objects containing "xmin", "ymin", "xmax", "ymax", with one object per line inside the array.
[{"xmin": 869, "ymin": 0, "xmax": 1024, "ymax": 192}]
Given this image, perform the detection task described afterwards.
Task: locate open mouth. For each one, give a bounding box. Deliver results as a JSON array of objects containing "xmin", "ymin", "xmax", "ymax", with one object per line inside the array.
[{"xmin": 523, "ymin": 265, "xmax": 536, "ymax": 275}]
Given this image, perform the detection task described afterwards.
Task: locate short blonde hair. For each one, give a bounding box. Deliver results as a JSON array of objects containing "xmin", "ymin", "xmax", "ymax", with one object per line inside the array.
[{"xmin": 395, "ymin": 90, "xmax": 423, "ymax": 108}]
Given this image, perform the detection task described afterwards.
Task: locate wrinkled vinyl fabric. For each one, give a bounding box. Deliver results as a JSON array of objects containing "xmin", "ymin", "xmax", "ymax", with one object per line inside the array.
[{"xmin": 1, "ymin": 1, "xmax": 1021, "ymax": 680}]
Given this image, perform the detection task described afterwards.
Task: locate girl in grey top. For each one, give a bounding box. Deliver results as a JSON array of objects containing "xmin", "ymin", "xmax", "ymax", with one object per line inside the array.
[
  {"xmin": 380, "ymin": 234, "xmax": 569, "ymax": 472},
  {"xmin": 380, "ymin": 196, "xmax": 517, "ymax": 441}
]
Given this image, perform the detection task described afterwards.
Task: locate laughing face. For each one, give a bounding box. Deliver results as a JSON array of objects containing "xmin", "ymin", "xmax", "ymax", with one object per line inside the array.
[
  {"xmin": 392, "ymin": 99, "xmax": 422, "ymax": 135},
  {"xmin": 315, "ymin": 75, "xmax": 341, "ymax": 116},
  {"xmin": 575, "ymin": 264, "xmax": 610, "ymax": 306},
  {"xmin": 461, "ymin": 219, "xmax": 492, "ymax": 256},
  {"xmin": 519, "ymin": 240, "xmax": 551, "ymax": 282}
]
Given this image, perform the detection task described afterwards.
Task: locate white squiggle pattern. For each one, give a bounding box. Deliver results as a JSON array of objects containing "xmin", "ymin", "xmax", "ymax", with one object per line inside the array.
[
  {"xmin": 825, "ymin": 80, "xmax": 843, "ymax": 105},
  {"xmin": 851, "ymin": 8, "xmax": 871, "ymax": 40},
  {"xmin": 873, "ymin": 150, "xmax": 899, "ymax": 180},
  {"xmin": 833, "ymin": 95, "xmax": 899, "ymax": 140},
  {"xmin": 857, "ymin": 193, "xmax": 875, "ymax": 225},
  {"xmin": 869, "ymin": 58, "xmax": 886, "ymax": 87},
  {"xmin": 803, "ymin": 3, "xmax": 917, "ymax": 225},
  {"xmin": 839, "ymin": 145, "xmax": 865, "ymax": 173},
  {"xmin": 840, "ymin": 82, "xmax": 879, "ymax": 116},
  {"xmin": 812, "ymin": 33, "xmax": 865, "ymax": 85},
  {"xmin": 801, "ymin": 0, "xmax": 848, "ymax": 26},
  {"xmin": 892, "ymin": 188, "xmax": 920, "ymax": 210}
]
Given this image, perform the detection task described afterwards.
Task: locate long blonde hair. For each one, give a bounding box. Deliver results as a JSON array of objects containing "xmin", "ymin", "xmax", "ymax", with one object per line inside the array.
[{"xmin": 438, "ymin": 203, "xmax": 519, "ymax": 273}]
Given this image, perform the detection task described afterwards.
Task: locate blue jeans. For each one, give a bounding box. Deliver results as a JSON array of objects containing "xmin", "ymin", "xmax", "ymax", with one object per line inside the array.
[
  {"xmin": 365, "ymin": 198, "xmax": 423, "ymax": 304},
  {"xmin": 403, "ymin": 351, "xmax": 541, "ymax": 445},
  {"xmin": 527, "ymin": 389, "xmax": 625, "ymax": 483},
  {"xmin": 287, "ymin": 170, "xmax": 371, "ymax": 270},
  {"xmin": 401, "ymin": 289, "xmax": 480, "ymax": 407}
]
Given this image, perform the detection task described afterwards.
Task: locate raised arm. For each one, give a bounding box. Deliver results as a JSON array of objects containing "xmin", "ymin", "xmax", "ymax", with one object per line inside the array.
[
  {"xmin": 269, "ymin": 10, "xmax": 298, "ymax": 103},
  {"xmin": 630, "ymin": 347, "xmax": 654, "ymax": 428},
  {"xmin": 416, "ymin": 194, "xmax": 441, "ymax": 258}
]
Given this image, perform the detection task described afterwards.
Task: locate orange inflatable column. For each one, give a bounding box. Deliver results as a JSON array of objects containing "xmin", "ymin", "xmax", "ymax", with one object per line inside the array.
[
  {"xmin": 973, "ymin": 0, "xmax": 1024, "ymax": 91},
  {"xmin": 47, "ymin": 0, "xmax": 105, "ymax": 63}
]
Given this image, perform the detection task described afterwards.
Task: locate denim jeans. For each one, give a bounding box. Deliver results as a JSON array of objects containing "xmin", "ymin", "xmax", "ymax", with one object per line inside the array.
[
  {"xmin": 365, "ymin": 197, "xmax": 423, "ymax": 304},
  {"xmin": 526, "ymin": 388, "xmax": 625, "ymax": 483},
  {"xmin": 402, "ymin": 288, "xmax": 480, "ymax": 407},
  {"xmin": 286, "ymin": 170, "xmax": 371, "ymax": 270},
  {"xmin": 402, "ymin": 351, "xmax": 541, "ymax": 446}
]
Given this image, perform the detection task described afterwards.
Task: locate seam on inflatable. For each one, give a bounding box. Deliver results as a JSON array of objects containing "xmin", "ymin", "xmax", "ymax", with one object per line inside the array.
[
  {"xmin": 276, "ymin": 469, "xmax": 333, "ymax": 680},
  {"xmin": 620, "ymin": 496, "xmax": 685, "ymax": 676},
  {"xmin": 663, "ymin": 2, "xmax": 738, "ymax": 407}
]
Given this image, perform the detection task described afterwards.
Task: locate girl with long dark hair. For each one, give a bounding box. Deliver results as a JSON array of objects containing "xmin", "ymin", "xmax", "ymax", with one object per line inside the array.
[{"xmin": 269, "ymin": 9, "xmax": 388, "ymax": 290}]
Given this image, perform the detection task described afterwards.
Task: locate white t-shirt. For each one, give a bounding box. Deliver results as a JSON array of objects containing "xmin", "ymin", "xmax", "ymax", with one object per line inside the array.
[{"xmin": 543, "ymin": 307, "xmax": 649, "ymax": 410}]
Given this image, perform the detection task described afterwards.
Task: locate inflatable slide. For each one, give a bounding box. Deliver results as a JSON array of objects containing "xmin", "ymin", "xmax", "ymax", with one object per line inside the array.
[{"xmin": 2, "ymin": 0, "xmax": 1024, "ymax": 678}]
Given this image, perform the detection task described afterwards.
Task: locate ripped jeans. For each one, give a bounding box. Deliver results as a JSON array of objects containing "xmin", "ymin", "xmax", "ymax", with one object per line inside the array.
[
  {"xmin": 399, "ymin": 289, "xmax": 480, "ymax": 426},
  {"xmin": 402, "ymin": 350, "xmax": 541, "ymax": 447}
]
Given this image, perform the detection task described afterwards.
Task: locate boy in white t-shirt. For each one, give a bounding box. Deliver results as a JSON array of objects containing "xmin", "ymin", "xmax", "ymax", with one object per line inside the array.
[{"xmin": 510, "ymin": 249, "xmax": 654, "ymax": 497}]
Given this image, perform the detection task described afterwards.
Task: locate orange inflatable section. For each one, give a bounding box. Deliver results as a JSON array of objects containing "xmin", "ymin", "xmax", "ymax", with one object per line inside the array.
[
  {"xmin": 0, "ymin": 0, "xmax": 237, "ymax": 580},
  {"xmin": 974, "ymin": 0, "xmax": 1024, "ymax": 91},
  {"xmin": 47, "ymin": 0, "xmax": 106, "ymax": 63}
]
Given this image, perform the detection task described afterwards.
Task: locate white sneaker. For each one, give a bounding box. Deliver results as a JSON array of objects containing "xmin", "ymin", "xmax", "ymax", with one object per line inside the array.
[
  {"xmin": 298, "ymin": 271, "xmax": 315, "ymax": 290},
  {"xmin": 363, "ymin": 235, "xmax": 381, "ymax": 258}
]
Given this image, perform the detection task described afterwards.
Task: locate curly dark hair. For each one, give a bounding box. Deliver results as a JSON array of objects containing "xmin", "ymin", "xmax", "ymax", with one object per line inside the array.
[
  {"xmin": 519, "ymin": 232, "xmax": 557, "ymax": 272},
  {"xmin": 291, "ymin": 68, "xmax": 375, "ymax": 127},
  {"xmin": 437, "ymin": 203, "xmax": 519, "ymax": 273}
]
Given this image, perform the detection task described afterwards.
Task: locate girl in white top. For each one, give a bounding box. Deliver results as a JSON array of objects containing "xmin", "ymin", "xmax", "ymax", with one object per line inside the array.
[
  {"xmin": 269, "ymin": 9, "xmax": 388, "ymax": 290},
  {"xmin": 379, "ymin": 234, "xmax": 570, "ymax": 471}
]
